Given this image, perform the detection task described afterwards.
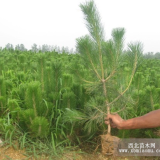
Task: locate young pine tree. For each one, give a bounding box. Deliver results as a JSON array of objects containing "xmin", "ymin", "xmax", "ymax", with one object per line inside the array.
[
  {"xmin": 23, "ymin": 81, "xmax": 49, "ymax": 138},
  {"xmin": 64, "ymin": 0, "xmax": 143, "ymax": 155},
  {"xmin": 0, "ymin": 76, "xmax": 6, "ymax": 115}
]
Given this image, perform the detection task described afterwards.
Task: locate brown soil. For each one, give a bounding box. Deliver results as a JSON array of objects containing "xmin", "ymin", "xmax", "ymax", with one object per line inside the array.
[
  {"xmin": 0, "ymin": 145, "xmax": 48, "ymax": 160},
  {"xmin": 101, "ymin": 133, "xmax": 120, "ymax": 155},
  {"xmin": 0, "ymin": 146, "xmax": 159, "ymax": 160},
  {"xmin": 0, "ymin": 146, "xmax": 27, "ymax": 160}
]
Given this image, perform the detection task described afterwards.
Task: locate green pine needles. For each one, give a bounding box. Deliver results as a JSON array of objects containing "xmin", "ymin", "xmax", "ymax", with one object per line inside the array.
[
  {"xmin": 23, "ymin": 81, "xmax": 49, "ymax": 138},
  {"xmin": 0, "ymin": 76, "xmax": 6, "ymax": 115},
  {"xmin": 30, "ymin": 116, "xmax": 49, "ymax": 138},
  {"xmin": 65, "ymin": 0, "xmax": 143, "ymax": 135},
  {"xmin": 25, "ymin": 81, "xmax": 42, "ymax": 117},
  {"xmin": 0, "ymin": 0, "xmax": 160, "ymax": 155}
]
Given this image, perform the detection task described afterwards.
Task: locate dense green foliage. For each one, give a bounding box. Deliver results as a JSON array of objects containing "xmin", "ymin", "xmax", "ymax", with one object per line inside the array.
[
  {"xmin": 0, "ymin": 0, "xmax": 160, "ymax": 157},
  {"xmin": 0, "ymin": 49, "xmax": 160, "ymax": 143}
]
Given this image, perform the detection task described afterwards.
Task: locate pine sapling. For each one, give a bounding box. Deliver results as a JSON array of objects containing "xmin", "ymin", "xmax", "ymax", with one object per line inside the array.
[{"xmin": 75, "ymin": 0, "xmax": 142, "ymax": 155}]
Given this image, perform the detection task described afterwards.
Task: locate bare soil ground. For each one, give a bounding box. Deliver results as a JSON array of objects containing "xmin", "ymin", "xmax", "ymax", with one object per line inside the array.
[
  {"xmin": 0, "ymin": 146, "xmax": 27, "ymax": 160},
  {"xmin": 0, "ymin": 146, "xmax": 160, "ymax": 160}
]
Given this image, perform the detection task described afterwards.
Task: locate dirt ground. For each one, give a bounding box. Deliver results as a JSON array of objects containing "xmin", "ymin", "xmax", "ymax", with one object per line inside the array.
[
  {"xmin": 0, "ymin": 146, "xmax": 27, "ymax": 160},
  {"xmin": 0, "ymin": 146, "xmax": 160, "ymax": 160}
]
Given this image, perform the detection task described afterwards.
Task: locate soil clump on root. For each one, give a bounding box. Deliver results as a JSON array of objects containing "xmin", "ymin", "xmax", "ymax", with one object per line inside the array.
[{"xmin": 101, "ymin": 133, "xmax": 120, "ymax": 156}]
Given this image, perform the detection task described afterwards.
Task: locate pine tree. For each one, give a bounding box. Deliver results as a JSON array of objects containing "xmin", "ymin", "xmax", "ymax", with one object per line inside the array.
[
  {"xmin": 77, "ymin": 0, "xmax": 142, "ymax": 133},
  {"xmin": 0, "ymin": 76, "xmax": 6, "ymax": 115},
  {"xmin": 25, "ymin": 81, "xmax": 42, "ymax": 117},
  {"xmin": 64, "ymin": 0, "xmax": 143, "ymax": 155}
]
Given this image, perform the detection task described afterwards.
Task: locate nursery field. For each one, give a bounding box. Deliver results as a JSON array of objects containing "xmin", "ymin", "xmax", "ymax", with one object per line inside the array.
[
  {"xmin": 0, "ymin": 48, "xmax": 160, "ymax": 159},
  {"xmin": 1, "ymin": 1, "xmax": 160, "ymax": 159}
]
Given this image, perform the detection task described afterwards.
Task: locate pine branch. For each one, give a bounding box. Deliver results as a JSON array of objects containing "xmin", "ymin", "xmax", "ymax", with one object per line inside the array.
[
  {"xmin": 80, "ymin": 0, "xmax": 105, "ymax": 43},
  {"xmin": 104, "ymin": 70, "xmax": 116, "ymax": 82},
  {"xmin": 85, "ymin": 46, "xmax": 102, "ymax": 80},
  {"xmin": 107, "ymin": 48, "xmax": 138, "ymax": 107}
]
